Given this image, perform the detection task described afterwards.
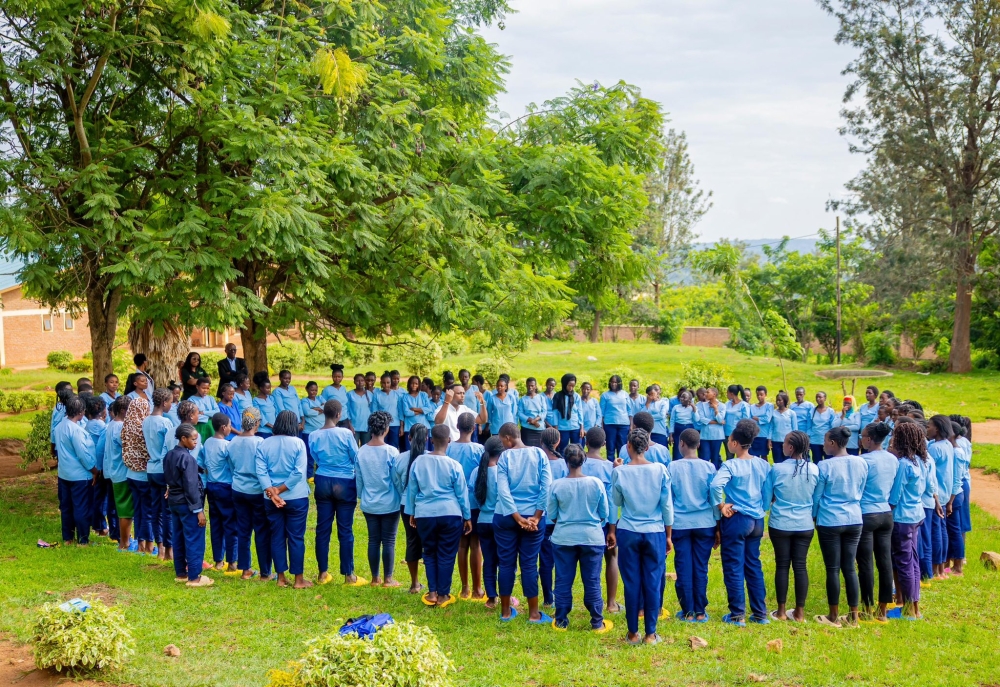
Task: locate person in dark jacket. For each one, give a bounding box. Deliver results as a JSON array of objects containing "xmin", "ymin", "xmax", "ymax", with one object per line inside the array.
[
  {"xmin": 217, "ymin": 343, "xmax": 248, "ymax": 396},
  {"xmin": 164, "ymin": 423, "xmax": 212, "ymax": 587}
]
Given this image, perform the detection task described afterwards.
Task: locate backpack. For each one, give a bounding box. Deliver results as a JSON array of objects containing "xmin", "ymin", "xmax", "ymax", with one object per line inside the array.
[{"xmin": 338, "ymin": 614, "xmax": 393, "ymax": 639}]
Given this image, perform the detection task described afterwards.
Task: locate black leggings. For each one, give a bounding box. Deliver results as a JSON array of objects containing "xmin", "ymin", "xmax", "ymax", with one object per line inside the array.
[
  {"xmin": 769, "ymin": 527, "xmax": 813, "ymax": 608},
  {"xmin": 817, "ymin": 524, "xmax": 863, "ymax": 608},
  {"xmin": 400, "ymin": 506, "xmax": 422, "ymax": 563},
  {"xmin": 363, "ymin": 511, "xmax": 399, "ymax": 579},
  {"xmin": 857, "ymin": 511, "xmax": 894, "ymax": 606}
]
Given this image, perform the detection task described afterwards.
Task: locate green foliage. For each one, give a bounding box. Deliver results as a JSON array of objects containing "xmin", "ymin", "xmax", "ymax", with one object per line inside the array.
[
  {"xmin": 598, "ymin": 367, "xmax": 643, "ymax": 392},
  {"xmin": 344, "ymin": 343, "xmax": 376, "ymax": 368},
  {"xmin": 269, "ymin": 344, "xmax": 307, "ymax": 374},
  {"xmin": 438, "ymin": 332, "xmax": 468, "ymax": 358},
  {"xmin": 305, "ymin": 339, "xmax": 348, "ymax": 372},
  {"xmin": 474, "ymin": 356, "xmax": 510, "ymax": 385},
  {"xmin": 402, "ymin": 340, "xmax": 444, "ymax": 378},
  {"xmin": 18, "ymin": 412, "xmax": 54, "ymax": 470},
  {"xmin": 46, "ymin": 351, "xmax": 73, "ymax": 371},
  {"xmin": 862, "ymin": 331, "xmax": 898, "ymax": 367},
  {"xmin": 972, "ymin": 349, "xmax": 1000, "ymax": 371},
  {"xmin": 112, "ymin": 348, "xmax": 134, "ymax": 376},
  {"xmin": 0, "ymin": 390, "xmax": 53, "ymax": 415},
  {"xmin": 659, "ymin": 284, "xmax": 727, "ymax": 327},
  {"xmin": 763, "ymin": 310, "xmax": 803, "ymax": 361},
  {"xmin": 267, "ymin": 621, "xmax": 454, "ymax": 687},
  {"xmin": 650, "ymin": 308, "xmax": 683, "ymax": 345},
  {"xmin": 935, "ymin": 336, "xmax": 952, "ymax": 362},
  {"xmin": 198, "ymin": 351, "xmax": 226, "ymax": 375},
  {"xmin": 467, "ymin": 332, "xmax": 493, "ymax": 355},
  {"xmin": 32, "ymin": 598, "xmax": 134, "ymax": 673},
  {"xmin": 65, "ymin": 360, "xmax": 91, "ymax": 374},
  {"xmin": 676, "ymin": 360, "xmax": 732, "ymax": 392}
]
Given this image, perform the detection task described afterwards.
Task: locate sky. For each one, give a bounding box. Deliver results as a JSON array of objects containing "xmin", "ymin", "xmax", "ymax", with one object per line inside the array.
[{"xmin": 481, "ymin": 0, "xmax": 864, "ymax": 242}]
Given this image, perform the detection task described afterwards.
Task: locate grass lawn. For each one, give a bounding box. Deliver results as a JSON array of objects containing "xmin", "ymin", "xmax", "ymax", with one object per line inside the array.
[{"xmin": 2, "ymin": 472, "xmax": 999, "ymax": 687}]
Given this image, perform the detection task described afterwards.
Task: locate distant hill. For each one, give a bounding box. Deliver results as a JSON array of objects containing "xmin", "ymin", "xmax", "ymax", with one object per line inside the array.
[{"xmin": 668, "ymin": 238, "xmax": 821, "ymax": 285}]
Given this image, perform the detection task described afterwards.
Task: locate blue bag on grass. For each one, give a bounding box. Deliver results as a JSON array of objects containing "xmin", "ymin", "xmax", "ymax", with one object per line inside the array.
[{"xmin": 339, "ymin": 613, "xmax": 394, "ymax": 639}]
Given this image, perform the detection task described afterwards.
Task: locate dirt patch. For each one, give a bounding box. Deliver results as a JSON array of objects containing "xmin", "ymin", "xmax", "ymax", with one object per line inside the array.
[
  {"xmin": 0, "ymin": 638, "xmax": 111, "ymax": 687},
  {"xmin": 971, "ymin": 469, "xmax": 1000, "ymax": 521},
  {"xmin": 62, "ymin": 585, "xmax": 126, "ymax": 608},
  {"xmin": 972, "ymin": 421, "xmax": 1000, "ymax": 444},
  {"xmin": 0, "ymin": 443, "xmax": 55, "ymax": 480}
]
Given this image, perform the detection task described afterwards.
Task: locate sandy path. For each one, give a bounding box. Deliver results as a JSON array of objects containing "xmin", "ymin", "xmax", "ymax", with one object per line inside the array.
[
  {"xmin": 971, "ymin": 469, "xmax": 1000, "ymax": 520},
  {"xmin": 972, "ymin": 421, "xmax": 1000, "ymax": 444},
  {"xmin": 0, "ymin": 638, "xmax": 109, "ymax": 687}
]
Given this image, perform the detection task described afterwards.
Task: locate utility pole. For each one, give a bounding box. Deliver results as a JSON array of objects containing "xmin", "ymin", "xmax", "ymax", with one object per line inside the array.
[{"xmin": 836, "ymin": 216, "xmax": 842, "ymax": 365}]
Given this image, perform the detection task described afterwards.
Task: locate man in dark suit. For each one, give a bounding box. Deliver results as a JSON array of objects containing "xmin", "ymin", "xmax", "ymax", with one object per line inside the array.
[{"xmin": 217, "ymin": 343, "xmax": 248, "ymax": 395}]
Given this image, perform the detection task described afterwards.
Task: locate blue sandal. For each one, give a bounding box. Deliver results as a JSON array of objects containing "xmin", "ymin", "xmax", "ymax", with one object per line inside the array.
[
  {"xmin": 722, "ymin": 613, "xmax": 746, "ymax": 627},
  {"xmin": 529, "ymin": 612, "xmax": 553, "ymax": 625},
  {"xmin": 499, "ymin": 607, "xmax": 518, "ymax": 622}
]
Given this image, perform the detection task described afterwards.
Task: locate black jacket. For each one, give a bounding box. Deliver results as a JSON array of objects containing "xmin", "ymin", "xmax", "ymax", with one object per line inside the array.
[
  {"xmin": 217, "ymin": 357, "xmax": 248, "ymax": 395},
  {"xmin": 163, "ymin": 446, "xmax": 204, "ymax": 513}
]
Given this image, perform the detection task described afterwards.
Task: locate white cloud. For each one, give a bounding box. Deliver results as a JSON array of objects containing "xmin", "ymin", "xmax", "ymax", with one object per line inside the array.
[{"xmin": 482, "ymin": 0, "xmax": 864, "ymax": 241}]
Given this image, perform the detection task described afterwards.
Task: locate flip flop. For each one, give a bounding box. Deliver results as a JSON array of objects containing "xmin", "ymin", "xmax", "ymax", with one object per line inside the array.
[
  {"xmin": 886, "ymin": 607, "xmax": 923, "ymax": 621},
  {"xmin": 345, "ymin": 576, "xmax": 369, "ymax": 587},
  {"xmin": 837, "ymin": 614, "xmax": 860, "ymax": 629},
  {"xmin": 174, "ymin": 576, "xmax": 188, "ymax": 583},
  {"xmin": 692, "ymin": 613, "xmax": 710, "ymax": 623},
  {"xmin": 658, "ymin": 608, "xmax": 669, "ymax": 620},
  {"xmin": 317, "ymin": 572, "xmax": 334, "ymax": 585},
  {"xmin": 722, "ymin": 613, "xmax": 746, "ymax": 627},
  {"xmin": 421, "ymin": 593, "xmax": 438, "ymax": 606},
  {"xmin": 241, "ymin": 570, "xmax": 259, "ymax": 579},
  {"xmin": 529, "ymin": 612, "xmax": 553, "ymax": 625},
  {"xmin": 675, "ymin": 611, "xmax": 689, "ymax": 622},
  {"xmin": 223, "ymin": 569, "xmax": 241, "ymax": 576},
  {"xmin": 551, "ymin": 619, "xmax": 568, "ymax": 632},
  {"xmin": 499, "ymin": 607, "xmax": 518, "ymax": 622},
  {"xmin": 768, "ymin": 610, "xmax": 786, "ymax": 622},
  {"xmin": 748, "ymin": 614, "xmax": 770, "ymax": 625},
  {"xmin": 592, "ymin": 619, "xmax": 614, "ymax": 634},
  {"xmin": 625, "ymin": 634, "xmax": 643, "ymax": 646},
  {"xmin": 815, "ymin": 615, "xmax": 842, "ymax": 628},
  {"xmin": 462, "ymin": 594, "xmax": 488, "ymax": 603},
  {"xmin": 437, "ymin": 595, "xmax": 457, "ymax": 609},
  {"xmin": 644, "ymin": 633, "xmax": 661, "ymax": 645}
]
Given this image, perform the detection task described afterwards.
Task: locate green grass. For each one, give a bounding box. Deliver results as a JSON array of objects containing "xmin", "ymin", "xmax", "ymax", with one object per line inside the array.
[
  {"xmin": 2, "ymin": 472, "xmax": 999, "ymax": 687},
  {"xmin": 974, "ymin": 443, "xmax": 1000, "ymax": 475}
]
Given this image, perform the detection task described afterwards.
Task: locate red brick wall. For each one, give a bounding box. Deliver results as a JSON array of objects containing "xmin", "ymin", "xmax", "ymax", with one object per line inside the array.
[{"xmin": 1, "ymin": 287, "xmax": 92, "ymax": 368}]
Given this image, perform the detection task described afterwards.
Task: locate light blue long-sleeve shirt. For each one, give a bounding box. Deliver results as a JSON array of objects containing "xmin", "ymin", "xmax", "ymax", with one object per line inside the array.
[
  {"xmin": 832, "ymin": 412, "xmax": 861, "ymax": 450},
  {"xmin": 405, "ymin": 453, "xmax": 470, "ymax": 519},
  {"xmin": 955, "ymin": 436, "xmax": 972, "ymax": 481},
  {"xmin": 142, "ymin": 415, "xmax": 174, "ymax": 474},
  {"xmin": 762, "ymin": 459, "xmax": 818, "ymax": 531},
  {"xmin": 808, "ymin": 407, "xmax": 836, "ymax": 445},
  {"xmin": 255, "ymin": 435, "xmax": 309, "ymax": 501},
  {"xmin": 640, "ymin": 399, "xmax": 668, "ymax": 436},
  {"xmin": 723, "ymin": 400, "xmax": 751, "ymax": 436},
  {"xmin": 400, "ymin": 391, "xmax": 433, "ymax": 431},
  {"xmin": 86, "ymin": 419, "xmax": 107, "ymax": 473},
  {"xmin": 581, "ymin": 455, "xmax": 615, "ymax": 524},
  {"xmin": 618, "ymin": 442, "xmax": 671, "ymax": 465},
  {"xmin": 469, "ymin": 465, "xmax": 498, "ymax": 525},
  {"xmin": 548, "ymin": 477, "xmax": 609, "ymax": 546},
  {"xmin": 890, "ymin": 458, "xmax": 928, "ymax": 524},
  {"xmin": 485, "ymin": 393, "xmax": 518, "ymax": 434},
  {"xmin": 813, "ymin": 454, "xmax": 868, "ymax": 526},
  {"xmin": 203, "ymin": 437, "xmax": 233, "ymax": 483},
  {"xmin": 578, "ymin": 397, "xmax": 602, "ymax": 430},
  {"xmin": 496, "ymin": 446, "xmax": 551, "ymax": 517},
  {"xmin": 547, "ymin": 457, "xmax": 568, "ymax": 483},
  {"xmin": 920, "ymin": 458, "xmax": 938, "ymax": 509},
  {"xmin": 861, "ymin": 449, "xmax": 898, "ymax": 514},
  {"xmin": 356, "ymin": 443, "xmax": 401, "ymax": 514},
  {"xmin": 99, "ymin": 391, "xmax": 121, "ymax": 408},
  {"xmin": 189, "ymin": 393, "xmax": 219, "ymax": 424},
  {"xmin": 553, "ymin": 393, "xmax": 583, "ymax": 431},
  {"xmin": 346, "ymin": 390, "xmax": 374, "ymax": 430},
  {"xmin": 668, "ymin": 404, "xmax": 697, "ymax": 433},
  {"xmin": 790, "ymin": 401, "xmax": 814, "ymax": 436},
  {"xmin": 55, "ymin": 418, "xmax": 96, "ymax": 482},
  {"xmin": 668, "ymin": 458, "xmax": 718, "ymax": 530},
  {"xmin": 228, "ymin": 435, "xmax": 264, "ymax": 494},
  {"xmin": 711, "ymin": 456, "xmax": 771, "ymax": 520},
  {"xmin": 50, "ymin": 403, "xmax": 65, "ymax": 444},
  {"xmin": 272, "ymin": 386, "xmax": 301, "ymax": 421},
  {"xmin": 446, "ymin": 441, "xmax": 484, "ymax": 482},
  {"xmin": 626, "ymin": 394, "xmax": 646, "ymax": 418},
  {"xmin": 463, "ymin": 385, "xmax": 482, "ymax": 414},
  {"xmin": 769, "ymin": 408, "xmax": 799, "ymax": 442},
  {"xmin": 858, "ymin": 402, "xmax": 880, "ymax": 431},
  {"xmin": 750, "ymin": 402, "xmax": 773, "ymax": 438},
  {"xmin": 695, "ymin": 401, "xmax": 725, "ymax": 441},
  {"xmin": 612, "ymin": 463, "xmax": 673, "ymax": 532},
  {"xmin": 234, "ymin": 390, "xmax": 255, "ymax": 415},
  {"xmin": 373, "ymin": 389, "xmax": 403, "ymax": 427},
  {"xmin": 309, "ymin": 427, "xmax": 359, "ymax": 479},
  {"xmin": 103, "ymin": 420, "xmax": 127, "ymax": 483},
  {"xmin": 599, "ymin": 390, "xmax": 630, "ymax": 426},
  {"xmin": 253, "ymin": 395, "xmax": 277, "ymax": 430},
  {"xmin": 299, "ymin": 397, "xmax": 325, "ymax": 434},
  {"xmin": 320, "ymin": 384, "xmax": 348, "ymax": 407},
  {"xmin": 928, "ymin": 439, "xmax": 961, "ymax": 498},
  {"xmin": 543, "ymin": 393, "xmax": 558, "ymax": 427},
  {"xmin": 518, "ymin": 394, "xmax": 548, "ymax": 429}
]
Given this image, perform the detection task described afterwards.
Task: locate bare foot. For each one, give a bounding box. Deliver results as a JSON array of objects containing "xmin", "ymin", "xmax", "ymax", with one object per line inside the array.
[
  {"xmin": 459, "ymin": 588, "xmax": 471, "ymax": 600},
  {"xmin": 227, "ymin": 564, "xmax": 239, "ymax": 573},
  {"xmin": 215, "ymin": 561, "xmax": 226, "ymax": 571},
  {"xmin": 293, "ymin": 578, "xmax": 314, "ymax": 589},
  {"xmin": 485, "ymin": 599, "xmax": 497, "ymax": 609},
  {"xmin": 241, "ymin": 571, "xmax": 255, "ymax": 580},
  {"xmin": 408, "ymin": 583, "xmax": 424, "ymax": 594},
  {"xmin": 435, "ymin": 594, "xmax": 452, "ymax": 607},
  {"xmin": 370, "ymin": 577, "xmax": 382, "ymax": 586},
  {"xmin": 383, "ymin": 579, "xmax": 402, "ymax": 588},
  {"xmin": 470, "ymin": 590, "xmax": 486, "ymax": 600},
  {"xmin": 425, "ymin": 592, "xmax": 439, "ymax": 604},
  {"xmin": 606, "ymin": 601, "xmax": 621, "ymax": 613}
]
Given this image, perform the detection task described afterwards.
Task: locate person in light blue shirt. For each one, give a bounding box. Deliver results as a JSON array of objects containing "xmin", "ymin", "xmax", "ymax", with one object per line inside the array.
[
  {"xmin": 618, "ymin": 411, "xmax": 671, "ymax": 465},
  {"xmin": 102, "ymin": 398, "xmax": 132, "ymax": 550},
  {"xmin": 55, "ymin": 397, "xmax": 97, "ymax": 545},
  {"xmin": 583, "ymin": 426, "xmax": 621, "ymax": 613},
  {"xmin": 549, "ymin": 443, "xmax": 612, "ymax": 632},
  {"xmin": 518, "ymin": 377, "xmax": 548, "ymax": 447},
  {"xmin": 394, "ymin": 424, "xmax": 429, "ymax": 594},
  {"xmin": 642, "ymin": 384, "xmax": 670, "ymax": 447},
  {"xmin": 538, "ymin": 428, "xmax": 567, "ymax": 608},
  {"xmin": 669, "ymin": 428, "xmax": 717, "ymax": 622},
  {"xmin": 723, "ymin": 385, "xmax": 751, "ymax": 459},
  {"xmin": 610, "ymin": 428, "xmax": 673, "ymax": 644},
  {"xmin": 143, "ymin": 389, "xmax": 177, "ymax": 559},
  {"xmin": 252, "ymin": 373, "xmax": 277, "ymax": 438},
  {"xmin": 400, "ymin": 376, "xmax": 433, "ymax": 449},
  {"xmin": 232, "ymin": 374, "xmax": 255, "ymax": 416},
  {"xmin": 790, "ymin": 387, "xmax": 814, "ymax": 438},
  {"xmin": 768, "ymin": 391, "xmax": 799, "ymax": 464},
  {"xmin": 542, "ymin": 377, "xmax": 558, "ymax": 429},
  {"xmin": 190, "ymin": 377, "xmax": 220, "ymax": 444},
  {"xmin": 762, "ymin": 430, "xmax": 817, "ymax": 622},
  {"xmin": 813, "ymin": 425, "xmax": 868, "ymax": 627},
  {"xmin": 406, "ymin": 424, "xmax": 471, "ymax": 607},
  {"xmin": 748, "ymin": 386, "xmax": 773, "ymax": 459},
  {"xmin": 272, "ymin": 370, "xmax": 301, "ymax": 424},
  {"xmin": 373, "ymin": 372, "xmax": 403, "ymax": 449},
  {"xmin": 357, "ymin": 410, "xmax": 404, "ymax": 587},
  {"xmin": 217, "ymin": 383, "xmax": 242, "ymax": 439},
  {"xmin": 578, "ymin": 382, "xmax": 602, "ymax": 434},
  {"xmin": 227, "ymin": 409, "xmax": 271, "ymax": 580},
  {"xmin": 99, "ymin": 373, "xmax": 122, "ymax": 409},
  {"xmin": 310, "ymin": 400, "xmax": 362, "ymax": 585},
  {"xmin": 204, "ymin": 413, "xmax": 238, "ymax": 573},
  {"xmin": 495, "ymin": 422, "xmax": 552, "ymax": 623},
  {"xmin": 447, "ymin": 413, "xmax": 487, "ymax": 599},
  {"xmin": 917, "ymin": 432, "xmax": 939, "ymax": 582},
  {"xmin": 808, "ymin": 392, "xmax": 836, "ymax": 462},
  {"xmin": 887, "ymin": 421, "xmax": 933, "ymax": 617},
  {"xmin": 711, "ymin": 419, "xmax": 770, "ymax": 626},
  {"xmin": 552, "ymin": 373, "xmax": 583, "ymax": 448},
  {"xmin": 695, "ymin": 387, "xmax": 726, "ymax": 469},
  {"xmin": 600, "ymin": 376, "xmax": 630, "ymax": 461},
  {"xmin": 469, "ymin": 436, "xmax": 504, "ymax": 606},
  {"xmin": 950, "ymin": 416, "xmax": 973, "ymax": 562},
  {"xmin": 256, "ymin": 410, "xmax": 311, "ymax": 588},
  {"xmin": 926, "ymin": 415, "xmax": 959, "ymax": 579},
  {"xmin": 346, "ymin": 373, "xmax": 374, "ymax": 443},
  {"xmin": 319, "ymin": 364, "xmax": 349, "ymax": 413},
  {"xmin": 832, "ymin": 395, "xmax": 862, "ymax": 455},
  {"xmin": 858, "ymin": 385, "xmax": 881, "ymax": 431},
  {"xmin": 485, "ymin": 377, "xmax": 518, "ymax": 436},
  {"xmin": 84, "ymin": 397, "xmax": 114, "ymax": 539},
  {"xmin": 50, "ymin": 382, "xmax": 73, "ymax": 446},
  {"xmin": 297, "ymin": 381, "xmax": 324, "ymax": 479},
  {"xmin": 857, "ymin": 422, "xmax": 897, "ymax": 621},
  {"xmin": 625, "ymin": 379, "xmax": 645, "ymax": 419}
]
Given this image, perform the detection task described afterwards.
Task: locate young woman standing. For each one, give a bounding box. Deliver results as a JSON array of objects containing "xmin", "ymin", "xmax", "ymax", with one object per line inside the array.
[
  {"xmin": 695, "ymin": 387, "xmax": 725, "ymax": 469},
  {"xmin": 857, "ymin": 422, "xmax": 897, "ymax": 621},
  {"xmin": 748, "ymin": 386, "xmax": 773, "ymax": 459},
  {"xmin": 768, "ymin": 392, "xmax": 798, "ymax": 464},
  {"xmin": 643, "ymin": 384, "xmax": 670, "ymax": 448},
  {"xmin": 356, "ymin": 410, "xmax": 403, "ymax": 588},
  {"xmin": 600, "ymin": 376, "xmax": 630, "ymax": 461},
  {"xmin": 809, "ymin": 392, "xmax": 835, "ymax": 462},
  {"xmin": 485, "ymin": 377, "xmax": 518, "ymax": 439},
  {"xmin": 789, "ymin": 387, "xmax": 813, "ymax": 443},
  {"xmin": 552, "ymin": 374, "xmax": 583, "ymax": 449},
  {"xmin": 668, "ymin": 390, "xmax": 696, "ymax": 462},
  {"xmin": 373, "ymin": 372, "xmax": 403, "ymax": 449},
  {"xmin": 723, "ymin": 385, "xmax": 750, "ymax": 460},
  {"xmin": 582, "ymin": 427, "xmax": 620, "ymax": 613},
  {"xmin": 859, "ymin": 386, "xmax": 880, "ymax": 431},
  {"xmin": 626, "ymin": 379, "xmax": 645, "ymax": 419},
  {"xmin": 577, "ymin": 382, "xmax": 602, "ymax": 441},
  {"xmin": 538, "ymin": 428, "xmax": 567, "ymax": 609},
  {"xmin": 517, "ymin": 378, "xmax": 547, "ymax": 448},
  {"xmin": 926, "ymin": 415, "xmax": 958, "ymax": 579},
  {"xmin": 393, "ymin": 424, "xmax": 429, "ymax": 595},
  {"xmin": 470, "ymin": 437, "xmax": 508, "ymax": 609},
  {"xmin": 832, "ymin": 396, "xmax": 861, "ymax": 455}
]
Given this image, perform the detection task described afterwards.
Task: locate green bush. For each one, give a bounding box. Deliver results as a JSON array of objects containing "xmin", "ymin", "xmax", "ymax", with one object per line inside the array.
[
  {"xmin": 199, "ymin": 351, "xmax": 225, "ymax": 374},
  {"xmin": 972, "ymin": 348, "xmax": 1000, "ymax": 370},
  {"xmin": 66, "ymin": 359, "xmax": 92, "ymax": 373},
  {"xmin": 467, "ymin": 331, "xmax": 492, "ymax": 354},
  {"xmin": 474, "ymin": 356, "xmax": 509, "ymax": 385},
  {"xmin": 598, "ymin": 367, "xmax": 644, "ymax": 392},
  {"xmin": 402, "ymin": 339, "xmax": 443, "ymax": 378},
  {"xmin": 269, "ymin": 342, "xmax": 307, "ymax": 372},
  {"xmin": 267, "ymin": 621, "xmax": 454, "ymax": 687},
  {"xmin": 304, "ymin": 339, "xmax": 346, "ymax": 371},
  {"xmin": 18, "ymin": 412, "xmax": 54, "ymax": 470},
  {"xmin": 650, "ymin": 308, "xmax": 683, "ymax": 345},
  {"xmin": 32, "ymin": 598, "xmax": 134, "ymax": 673},
  {"xmin": 0, "ymin": 390, "xmax": 53, "ymax": 414},
  {"xmin": 345, "ymin": 342, "xmax": 376, "ymax": 367},
  {"xmin": 763, "ymin": 310, "xmax": 803, "ymax": 361},
  {"xmin": 438, "ymin": 331, "xmax": 467, "ymax": 358},
  {"xmin": 111, "ymin": 347, "xmax": 134, "ymax": 375},
  {"xmin": 46, "ymin": 351, "xmax": 74, "ymax": 370},
  {"xmin": 862, "ymin": 331, "xmax": 898, "ymax": 366},
  {"xmin": 934, "ymin": 336, "xmax": 951, "ymax": 362},
  {"xmin": 676, "ymin": 360, "xmax": 732, "ymax": 392}
]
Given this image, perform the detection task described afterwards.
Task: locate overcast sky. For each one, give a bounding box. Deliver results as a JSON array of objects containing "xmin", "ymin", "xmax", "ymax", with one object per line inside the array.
[{"xmin": 481, "ymin": 0, "xmax": 864, "ymax": 241}]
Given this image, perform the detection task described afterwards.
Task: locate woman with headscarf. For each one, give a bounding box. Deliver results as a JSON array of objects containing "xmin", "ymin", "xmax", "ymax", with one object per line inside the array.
[
  {"xmin": 832, "ymin": 396, "xmax": 861, "ymax": 455},
  {"xmin": 552, "ymin": 373, "xmax": 582, "ymax": 449},
  {"xmin": 122, "ymin": 381, "xmax": 154, "ymax": 554}
]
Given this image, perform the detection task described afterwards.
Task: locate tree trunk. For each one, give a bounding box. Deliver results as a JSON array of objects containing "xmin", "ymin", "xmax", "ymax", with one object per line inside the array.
[
  {"xmin": 948, "ymin": 257, "xmax": 974, "ymax": 373},
  {"xmin": 241, "ymin": 318, "xmax": 269, "ymax": 378},
  {"xmin": 128, "ymin": 320, "xmax": 190, "ymax": 388},
  {"xmin": 85, "ymin": 285, "xmax": 121, "ymax": 382},
  {"xmin": 590, "ymin": 309, "xmax": 602, "ymax": 343},
  {"xmin": 653, "ymin": 281, "xmax": 660, "ymax": 305}
]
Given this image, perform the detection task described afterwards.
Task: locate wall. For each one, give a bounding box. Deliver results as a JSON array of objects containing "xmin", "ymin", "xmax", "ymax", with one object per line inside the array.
[{"xmin": 0, "ymin": 287, "xmax": 93, "ymax": 367}]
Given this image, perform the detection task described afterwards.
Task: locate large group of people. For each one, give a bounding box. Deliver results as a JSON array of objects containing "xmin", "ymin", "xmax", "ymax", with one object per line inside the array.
[{"xmin": 50, "ymin": 351, "xmax": 974, "ymax": 643}]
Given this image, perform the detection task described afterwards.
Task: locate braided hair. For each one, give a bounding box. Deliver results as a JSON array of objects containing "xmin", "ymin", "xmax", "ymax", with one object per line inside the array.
[
  {"xmin": 893, "ymin": 421, "xmax": 929, "ymax": 465},
  {"xmin": 474, "ymin": 436, "xmax": 504, "ymax": 506}
]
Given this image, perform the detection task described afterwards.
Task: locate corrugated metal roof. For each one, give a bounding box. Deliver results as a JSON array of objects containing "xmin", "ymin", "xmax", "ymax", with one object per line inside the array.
[{"xmin": 0, "ymin": 255, "xmax": 22, "ymax": 291}]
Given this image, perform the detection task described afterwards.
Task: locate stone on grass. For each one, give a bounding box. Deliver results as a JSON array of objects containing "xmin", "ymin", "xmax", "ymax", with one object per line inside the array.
[
  {"xmin": 767, "ymin": 639, "xmax": 783, "ymax": 654},
  {"xmin": 163, "ymin": 644, "xmax": 181, "ymax": 657},
  {"xmin": 981, "ymin": 551, "xmax": 1000, "ymax": 570},
  {"xmin": 688, "ymin": 636, "xmax": 708, "ymax": 649}
]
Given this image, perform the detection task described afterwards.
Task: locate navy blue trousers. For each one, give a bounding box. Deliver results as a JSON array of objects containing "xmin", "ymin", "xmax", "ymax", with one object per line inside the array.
[
  {"xmin": 147, "ymin": 472, "xmax": 173, "ymax": 545},
  {"xmin": 918, "ymin": 508, "xmax": 934, "ymax": 579},
  {"xmin": 672, "ymin": 527, "xmax": 715, "ymax": 616},
  {"xmin": 266, "ymin": 497, "xmax": 309, "ymax": 575},
  {"xmin": 603, "ymin": 424, "xmax": 629, "ymax": 462},
  {"xmin": 617, "ymin": 528, "xmax": 665, "ymax": 636},
  {"xmin": 416, "ymin": 515, "xmax": 463, "ymax": 597},
  {"xmin": 810, "ymin": 444, "xmax": 826, "ymax": 463},
  {"xmin": 314, "ymin": 475, "xmax": 357, "ymax": 575},
  {"xmin": 58, "ymin": 478, "xmax": 93, "ymax": 544},
  {"xmin": 719, "ymin": 512, "xmax": 766, "ymax": 619},
  {"xmin": 538, "ymin": 522, "xmax": 556, "ymax": 605},
  {"xmin": 559, "ymin": 430, "xmax": 584, "ymax": 449},
  {"xmin": 947, "ymin": 492, "xmax": 965, "ymax": 561},
  {"xmin": 206, "ymin": 482, "xmax": 238, "ymax": 564},
  {"xmin": 553, "ymin": 543, "xmax": 605, "ymax": 628},
  {"xmin": 651, "ymin": 432, "xmax": 669, "ymax": 448},
  {"xmin": 749, "ymin": 436, "xmax": 769, "ymax": 460},
  {"xmin": 477, "ymin": 522, "xmax": 499, "ymax": 598},
  {"xmin": 493, "ymin": 513, "xmax": 546, "ymax": 598},
  {"xmin": 931, "ymin": 508, "xmax": 948, "ymax": 565},
  {"xmin": 672, "ymin": 423, "xmax": 695, "ymax": 461},
  {"xmin": 170, "ymin": 504, "xmax": 206, "ymax": 581},
  {"xmin": 699, "ymin": 439, "xmax": 724, "ymax": 469},
  {"xmin": 232, "ymin": 489, "xmax": 271, "ymax": 575},
  {"xmin": 127, "ymin": 477, "xmax": 155, "ymax": 542}
]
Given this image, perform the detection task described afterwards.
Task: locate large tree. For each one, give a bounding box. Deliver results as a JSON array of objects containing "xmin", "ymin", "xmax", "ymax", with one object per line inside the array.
[{"xmin": 821, "ymin": 0, "xmax": 1000, "ymax": 372}]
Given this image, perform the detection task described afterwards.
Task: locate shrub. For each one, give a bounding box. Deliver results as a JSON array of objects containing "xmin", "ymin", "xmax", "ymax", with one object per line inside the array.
[
  {"xmin": 0, "ymin": 390, "xmax": 52, "ymax": 414},
  {"xmin": 402, "ymin": 340, "xmax": 443, "ymax": 378},
  {"xmin": 46, "ymin": 351, "xmax": 74, "ymax": 370},
  {"xmin": 973, "ymin": 349, "xmax": 1000, "ymax": 370},
  {"xmin": 111, "ymin": 347, "xmax": 134, "ymax": 375},
  {"xmin": 267, "ymin": 621, "xmax": 454, "ymax": 687},
  {"xmin": 763, "ymin": 310, "xmax": 803, "ymax": 361},
  {"xmin": 676, "ymin": 360, "xmax": 732, "ymax": 393},
  {"xmin": 269, "ymin": 342, "xmax": 307, "ymax": 372},
  {"xmin": 934, "ymin": 336, "xmax": 951, "ymax": 362},
  {"xmin": 650, "ymin": 308, "xmax": 683, "ymax": 345},
  {"xmin": 32, "ymin": 598, "xmax": 134, "ymax": 673},
  {"xmin": 862, "ymin": 331, "xmax": 898, "ymax": 366},
  {"xmin": 198, "ymin": 351, "xmax": 225, "ymax": 374},
  {"xmin": 467, "ymin": 331, "xmax": 492, "ymax": 354},
  {"xmin": 0, "ymin": 367, "xmax": 11, "ymax": 376},
  {"xmin": 345, "ymin": 342, "xmax": 376, "ymax": 367},
  {"xmin": 66, "ymin": 359, "xmax": 92, "ymax": 373},
  {"xmin": 304, "ymin": 339, "xmax": 347, "ymax": 371},
  {"xmin": 438, "ymin": 331, "xmax": 467, "ymax": 358},
  {"xmin": 19, "ymin": 412, "xmax": 54, "ymax": 470},
  {"xmin": 474, "ymin": 356, "xmax": 509, "ymax": 385}
]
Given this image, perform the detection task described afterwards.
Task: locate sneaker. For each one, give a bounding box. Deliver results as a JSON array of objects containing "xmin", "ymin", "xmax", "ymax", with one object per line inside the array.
[
  {"xmin": 186, "ymin": 575, "xmax": 214, "ymax": 587},
  {"xmin": 127, "ymin": 539, "xmax": 139, "ymax": 552}
]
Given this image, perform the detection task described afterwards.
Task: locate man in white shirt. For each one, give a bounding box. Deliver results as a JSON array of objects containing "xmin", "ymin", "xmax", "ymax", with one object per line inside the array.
[{"xmin": 434, "ymin": 383, "xmax": 488, "ymax": 441}]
